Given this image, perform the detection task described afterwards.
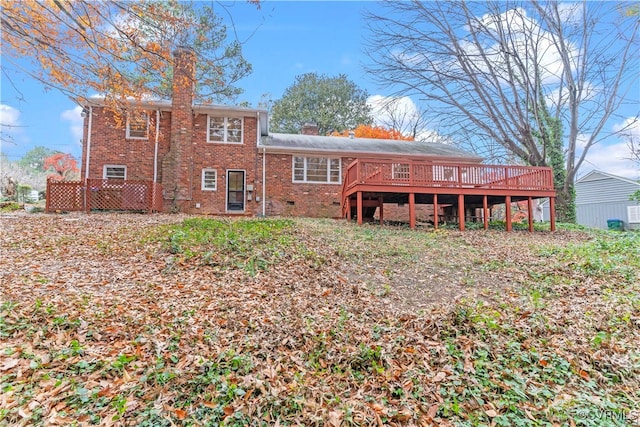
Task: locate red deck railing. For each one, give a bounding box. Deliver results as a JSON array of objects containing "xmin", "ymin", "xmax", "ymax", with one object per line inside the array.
[
  {"xmin": 344, "ymin": 159, "xmax": 554, "ymax": 192},
  {"xmin": 46, "ymin": 178, "xmax": 163, "ymax": 213}
]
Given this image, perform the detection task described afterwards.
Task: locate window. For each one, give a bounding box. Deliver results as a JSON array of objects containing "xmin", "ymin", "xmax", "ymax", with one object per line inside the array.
[
  {"xmin": 202, "ymin": 169, "xmax": 217, "ymax": 191},
  {"xmin": 103, "ymin": 165, "xmax": 126, "ymax": 180},
  {"xmin": 393, "ymin": 163, "xmax": 410, "ymax": 180},
  {"xmin": 628, "ymin": 205, "xmax": 640, "ymax": 223},
  {"xmin": 292, "ymin": 157, "xmax": 341, "ymax": 184},
  {"xmin": 126, "ymin": 112, "xmax": 149, "ymax": 139},
  {"xmin": 207, "ymin": 116, "xmax": 243, "ymax": 143}
]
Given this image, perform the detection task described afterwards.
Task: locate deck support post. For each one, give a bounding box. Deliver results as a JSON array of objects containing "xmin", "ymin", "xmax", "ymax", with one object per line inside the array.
[
  {"xmin": 458, "ymin": 194, "xmax": 465, "ymax": 231},
  {"xmin": 409, "ymin": 193, "xmax": 416, "ymax": 229},
  {"xmin": 527, "ymin": 197, "xmax": 533, "ymax": 232},
  {"xmin": 346, "ymin": 197, "xmax": 352, "ymax": 220},
  {"xmin": 505, "ymin": 195, "xmax": 512, "ymax": 232},
  {"xmin": 378, "ymin": 197, "xmax": 384, "ymax": 225},
  {"xmin": 357, "ymin": 192, "xmax": 363, "ymax": 225},
  {"xmin": 549, "ymin": 197, "xmax": 556, "ymax": 231},
  {"xmin": 483, "ymin": 195, "xmax": 489, "ymax": 230},
  {"xmin": 433, "ymin": 194, "xmax": 439, "ymax": 230}
]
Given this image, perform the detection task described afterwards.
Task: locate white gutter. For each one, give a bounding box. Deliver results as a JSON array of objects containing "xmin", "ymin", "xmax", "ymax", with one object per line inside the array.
[
  {"xmin": 153, "ymin": 109, "xmax": 160, "ymax": 183},
  {"xmin": 84, "ymin": 106, "xmax": 93, "ymax": 179}
]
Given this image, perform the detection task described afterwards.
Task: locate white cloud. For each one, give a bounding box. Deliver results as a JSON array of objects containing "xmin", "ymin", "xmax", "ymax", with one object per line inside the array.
[
  {"xmin": 579, "ymin": 140, "xmax": 639, "ymax": 180},
  {"xmin": 0, "ymin": 104, "xmax": 21, "ymax": 128},
  {"xmin": 367, "ymin": 95, "xmax": 419, "ymax": 127},
  {"xmin": 367, "ymin": 95, "xmax": 447, "ymax": 143},
  {"xmin": 61, "ymin": 106, "xmax": 84, "ymax": 145},
  {"xmin": 463, "ymin": 7, "xmax": 576, "ymax": 87},
  {"xmin": 575, "ymin": 133, "xmax": 589, "ymax": 149},
  {"xmin": 613, "ymin": 116, "xmax": 640, "ymax": 139},
  {"xmin": 0, "ymin": 104, "xmax": 25, "ymax": 147},
  {"xmin": 557, "ymin": 3, "xmax": 583, "ymax": 25}
]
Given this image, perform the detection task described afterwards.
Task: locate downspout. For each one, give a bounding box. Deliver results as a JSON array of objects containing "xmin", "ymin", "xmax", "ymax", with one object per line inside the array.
[
  {"xmin": 262, "ymin": 146, "xmax": 266, "ymax": 217},
  {"xmin": 84, "ymin": 106, "xmax": 93, "ymax": 179},
  {"xmin": 153, "ymin": 109, "xmax": 160, "ymax": 183},
  {"xmin": 258, "ymin": 111, "xmax": 266, "ymax": 217}
]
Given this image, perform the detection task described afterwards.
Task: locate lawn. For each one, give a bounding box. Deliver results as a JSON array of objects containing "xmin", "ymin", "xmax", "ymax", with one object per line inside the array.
[{"xmin": 1, "ymin": 213, "xmax": 639, "ymax": 426}]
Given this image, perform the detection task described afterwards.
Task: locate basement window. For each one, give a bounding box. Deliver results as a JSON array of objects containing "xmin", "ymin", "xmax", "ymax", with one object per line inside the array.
[
  {"xmin": 207, "ymin": 116, "xmax": 243, "ymax": 144},
  {"xmin": 126, "ymin": 111, "xmax": 149, "ymax": 139},
  {"xmin": 103, "ymin": 165, "xmax": 126, "ymax": 180},
  {"xmin": 202, "ymin": 169, "xmax": 217, "ymax": 191},
  {"xmin": 293, "ymin": 156, "xmax": 341, "ymax": 184}
]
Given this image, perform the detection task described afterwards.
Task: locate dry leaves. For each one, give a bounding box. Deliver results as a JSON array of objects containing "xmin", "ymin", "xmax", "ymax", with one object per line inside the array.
[{"xmin": 0, "ymin": 213, "xmax": 638, "ymax": 426}]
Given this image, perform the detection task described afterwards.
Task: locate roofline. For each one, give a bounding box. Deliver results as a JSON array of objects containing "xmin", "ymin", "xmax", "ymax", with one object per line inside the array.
[
  {"xmin": 81, "ymin": 97, "xmax": 268, "ymax": 115},
  {"xmin": 577, "ymin": 169, "xmax": 640, "ymax": 186},
  {"xmin": 257, "ymin": 143, "xmax": 484, "ymax": 163}
]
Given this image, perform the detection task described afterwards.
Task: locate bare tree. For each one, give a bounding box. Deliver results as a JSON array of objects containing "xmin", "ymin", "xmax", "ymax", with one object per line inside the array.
[
  {"xmin": 368, "ymin": 95, "xmax": 438, "ymax": 142},
  {"xmin": 365, "ymin": 1, "xmax": 639, "ymax": 221}
]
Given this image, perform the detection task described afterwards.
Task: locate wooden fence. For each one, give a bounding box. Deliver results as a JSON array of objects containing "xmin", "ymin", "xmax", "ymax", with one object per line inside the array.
[{"xmin": 46, "ymin": 179, "xmax": 163, "ymax": 213}]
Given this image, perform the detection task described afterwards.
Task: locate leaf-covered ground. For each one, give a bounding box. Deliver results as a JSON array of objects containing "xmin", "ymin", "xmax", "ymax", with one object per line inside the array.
[{"xmin": 1, "ymin": 213, "xmax": 639, "ymax": 426}]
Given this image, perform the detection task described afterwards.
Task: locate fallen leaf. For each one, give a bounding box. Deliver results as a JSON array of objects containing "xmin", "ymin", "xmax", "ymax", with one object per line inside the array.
[
  {"xmin": 433, "ymin": 371, "xmax": 447, "ymax": 382},
  {"xmin": 485, "ymin": 409, "xmax": 498, "ymax": 418},
  {"xmin": 0, "ymin": 359, "xmax": 19, "ymax": 371}
]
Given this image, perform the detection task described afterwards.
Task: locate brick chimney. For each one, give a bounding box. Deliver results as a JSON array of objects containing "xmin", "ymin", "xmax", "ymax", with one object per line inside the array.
[
  {"xmin": 301, "ymin": 122, "xmax": 319, "ymax": 135},
  {"xmin": 162, "ymin": 46, "xmax": 196, "ymax": 209}
]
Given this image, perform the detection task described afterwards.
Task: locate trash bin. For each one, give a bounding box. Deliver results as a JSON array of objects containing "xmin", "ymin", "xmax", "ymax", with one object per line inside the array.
[{"xmin": 607, "ymin": 219, "xmax": 624, "ymax": 231}]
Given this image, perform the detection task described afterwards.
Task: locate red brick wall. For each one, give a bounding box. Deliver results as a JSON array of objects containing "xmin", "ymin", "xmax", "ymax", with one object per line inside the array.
[
  {"xmin": 186, "ymin": 114, "xmax": 261, "ymax": 215},
  {"xmin": 80, "ymin": 107, "xmax": 170, "ymax": 182},
  {"xmin": 81, "ymin": 107, "xmax": 451, "ymax": 219},
  {"xmin": 81, "ymin": 107, "xmax": 263, "ymax": 215},
  {"xmin": 163, "ymin": 48, "xmax": 196, "ymax": 209},
  {"xmin": 263, "ymin": 154, "xmax": 356, "ymax": 218}
]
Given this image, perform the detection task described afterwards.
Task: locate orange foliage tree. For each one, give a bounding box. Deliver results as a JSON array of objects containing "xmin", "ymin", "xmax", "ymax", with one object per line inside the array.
[
  {"xmin": 331, "ymin": 124, "xmax": 414, "ymax": 141},
  {"xmin": 43, "ymin": 153, "xmax": 80, "ymax": 181},
  {"xmin": 1, "ymin": 0, "xmax": 259, "ymax": 111}
]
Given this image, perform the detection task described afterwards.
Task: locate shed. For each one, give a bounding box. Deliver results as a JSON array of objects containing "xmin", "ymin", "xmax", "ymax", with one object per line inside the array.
[{"xmin": 574, "ymin": 170, "xmax": 640, "ymax": 230}]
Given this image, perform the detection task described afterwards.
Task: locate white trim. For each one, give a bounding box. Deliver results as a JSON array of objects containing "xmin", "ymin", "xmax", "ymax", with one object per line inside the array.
[
  {"xmin": 628, "ymin": 205, "xmax": 640, "ymax": 224},
  {"xmin": 153, "ymin": 110, "xmax": 160, "ymax": 183},
  {"xmin": 259, "ymin": 144, "xmax": 481, "ymax": 163},
  {"xmin": 201, "ymin": 168, "xmax": 217, "ymax": 191},
  {"xmin": 262, "ymin": 147, "xmax": 266, "ymax": 216},
  {"xmin": 207, "ymin": 115, "xmax": 244, "ymax": 144},
  {"xmin": 577, "ymin": 169, "xmax": 640, "ymax": 187},
  {"xmin": 226, "ymin": 169, "xmax": 246, "ymax": 213},
  {"xmin": 103, "ymin": 164, "xmax": 127, "ymax": 180},
  {"xmin": 84, "ymin": 106, "xmax": 93, "ymax": 179},
  {"xmin": 126, "ymin": 112, "xmax": 149, "ymax": 140},
  {"xmin": 292, "ymin": 156, "xmax": 342, "ymax": 184}
]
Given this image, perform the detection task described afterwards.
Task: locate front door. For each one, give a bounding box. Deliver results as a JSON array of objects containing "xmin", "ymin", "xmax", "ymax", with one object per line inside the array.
[{"xmin": 226, "ymin": 170, "xmax": 245, "ymax": 212}]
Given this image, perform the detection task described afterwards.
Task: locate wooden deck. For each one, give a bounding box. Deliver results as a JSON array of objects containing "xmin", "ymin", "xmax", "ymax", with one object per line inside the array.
[{"xmin": 341, "ymin": 158, "xmax": 556, "ymax": 231}]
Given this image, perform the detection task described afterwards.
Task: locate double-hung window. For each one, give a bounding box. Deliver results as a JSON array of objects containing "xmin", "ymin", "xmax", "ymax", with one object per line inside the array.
[
  {"xmin": 126, "ymin": 112, "xmax": 149, "ymax": 139},
  {"xmin": 293, "ymin": 157, "xmax": 341, "ymax": 184},
  {"xmin": 208, "ymin": 116, "xmax": 243, "ymax": 143},
  {"xmin": 103, "ymin": 165, "xmax": 126, "ymax": 180},
  {"xmin": 202, "ymin": 169, "xmax": 217, "ymax": 191}
]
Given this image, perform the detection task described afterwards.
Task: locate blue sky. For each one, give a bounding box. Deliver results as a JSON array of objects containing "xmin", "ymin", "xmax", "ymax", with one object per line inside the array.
[{"xmin": 1, "ymin": 1, "xmax": 638, "ymax": 179}]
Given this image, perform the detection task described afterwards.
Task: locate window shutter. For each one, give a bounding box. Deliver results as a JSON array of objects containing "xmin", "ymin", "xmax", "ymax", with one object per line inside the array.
[{"xmin": 628, "ymin": 205, "xmax": 640, "ymax": 223}]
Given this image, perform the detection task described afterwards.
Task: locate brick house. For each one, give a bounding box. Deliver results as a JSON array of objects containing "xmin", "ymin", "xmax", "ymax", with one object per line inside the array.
[
  {"xmin": 75, "ymin": 48, "xmax": 556, "ymax": 229},
  {"xmin": 79, "ymin": 48, "xmax": 482, "ymax": 218}
]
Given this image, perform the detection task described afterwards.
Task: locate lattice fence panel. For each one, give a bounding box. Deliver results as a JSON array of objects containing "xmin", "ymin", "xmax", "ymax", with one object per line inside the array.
[
  {"xmin": 46, "ymin": 180, "xmax": 84, "ymax": 212},
  {"xmin": 47, "ymin": 179, "xmax": 163, "ymax": 213}
]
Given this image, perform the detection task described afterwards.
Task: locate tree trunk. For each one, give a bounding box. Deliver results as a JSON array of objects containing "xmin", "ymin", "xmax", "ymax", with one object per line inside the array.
[{"xmin": 555, "ymin": 183, "xmax": 576, "ymax": 223}]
